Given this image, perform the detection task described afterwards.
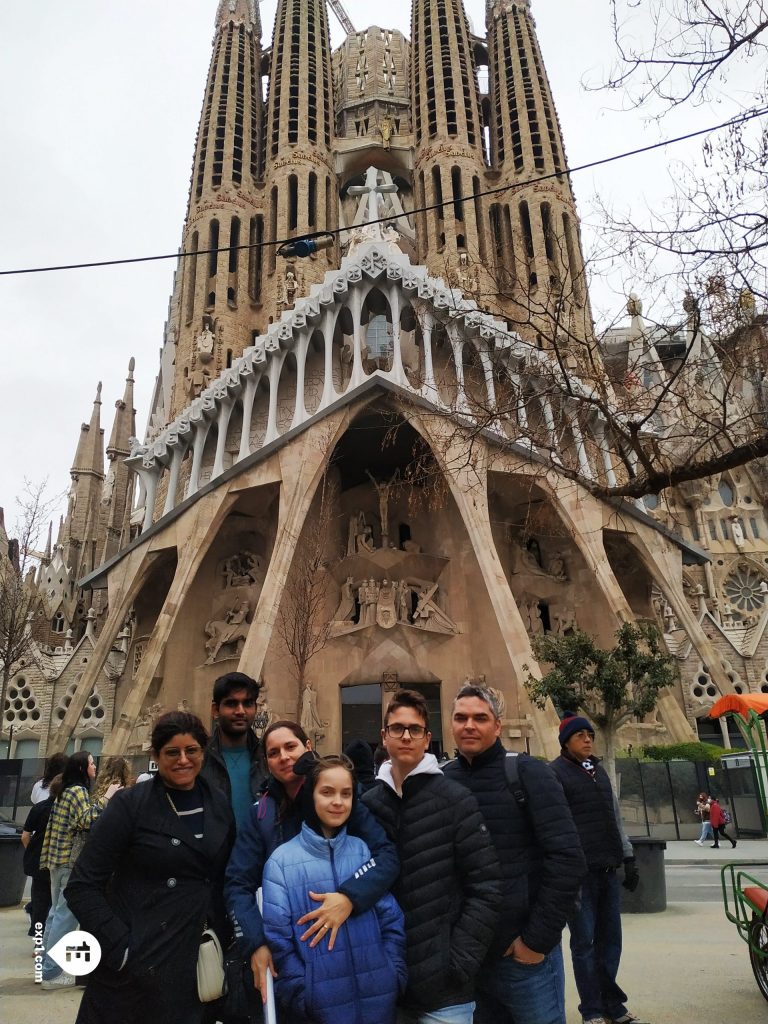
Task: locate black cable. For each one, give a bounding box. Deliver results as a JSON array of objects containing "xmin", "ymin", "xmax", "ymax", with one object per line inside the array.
[{"xmin": 0, "ymin": 105, "xmax": 765, "ymax": 277}]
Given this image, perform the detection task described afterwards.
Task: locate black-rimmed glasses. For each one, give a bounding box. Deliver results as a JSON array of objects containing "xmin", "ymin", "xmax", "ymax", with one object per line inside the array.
[{"xmin": 384, "ymin": 723, "xmax": 427, "ymax": 739}]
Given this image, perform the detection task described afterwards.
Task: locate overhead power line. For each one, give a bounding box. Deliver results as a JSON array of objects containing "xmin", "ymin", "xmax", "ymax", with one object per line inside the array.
[{"xmin": 0, "ymin": 105, "xmax": 765, "ymax": 278}]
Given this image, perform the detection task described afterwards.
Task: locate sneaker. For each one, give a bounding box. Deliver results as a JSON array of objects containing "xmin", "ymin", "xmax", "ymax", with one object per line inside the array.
[
  {"xmin": 710, "ymin": 844, "xmax": 720, "ymax": 849},
  {"xmin": 41, "ymin": 972, "xmax": 76, "ymax": 990},
  {"xmin": 583, "ymin": 1018, "xmax": 608, "ymax": 1024},
  {"xmin": 610, "ymin": 1014, "xmax": 650, "ymax": 1024},
  {"xmin": 694, "ymin": 839, "xmax": 702, "ymax": 845}
]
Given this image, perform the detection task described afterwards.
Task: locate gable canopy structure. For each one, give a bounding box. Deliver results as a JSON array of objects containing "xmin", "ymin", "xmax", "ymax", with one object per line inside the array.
[{"xmin": 25, "ymin": 0, "xmax": 768, "ymax": 763}]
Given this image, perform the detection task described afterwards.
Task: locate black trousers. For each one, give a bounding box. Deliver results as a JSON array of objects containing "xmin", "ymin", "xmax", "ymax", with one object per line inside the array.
[
  {"xmin": 27, "ymin": 871, "xmax": 51, "ymax": 935},
  {"xmin": 712, "ymin": 824, "xmax": 736, "ymax": 847}
]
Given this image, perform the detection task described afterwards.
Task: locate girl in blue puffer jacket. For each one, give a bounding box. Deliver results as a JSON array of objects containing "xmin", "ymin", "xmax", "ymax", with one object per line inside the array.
[{"xmin": 262, "ymin": 754, "xmax": 406, "ymax": 1024}]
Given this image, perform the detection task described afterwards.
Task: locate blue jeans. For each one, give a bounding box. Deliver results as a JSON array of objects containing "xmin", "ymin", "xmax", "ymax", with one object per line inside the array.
[
  {"xmin": 567, "ymin": 869, "xmax": 627, "ymax": 1021},
  {"xmin": 474, "ymin": 945, "xmax": 565, "ymax": 1024},
  {"xmin": 697, "ymin": 821, "xmax": 713, "ymax": 842},
  {"xmin": 398, "ymin": 1002, "xmax": 475, "ymax": 1024},
  {"xmin": 42, "ymin": 864, "xmax": 78, "ymax": 980}
]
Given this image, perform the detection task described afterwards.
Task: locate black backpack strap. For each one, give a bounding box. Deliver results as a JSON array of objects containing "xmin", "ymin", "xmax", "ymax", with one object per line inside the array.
[{"xmin": 504, "ymin": 752, "xmax": 528, "ymax": 811}]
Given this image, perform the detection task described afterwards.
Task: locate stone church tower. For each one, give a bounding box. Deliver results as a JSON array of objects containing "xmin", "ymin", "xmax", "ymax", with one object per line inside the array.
[{"xmin": 10, "ymin": 0, "xmax": 766, "ymax": 762}]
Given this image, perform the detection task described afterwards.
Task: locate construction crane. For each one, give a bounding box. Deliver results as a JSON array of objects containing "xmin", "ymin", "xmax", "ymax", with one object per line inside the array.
[{"xmin": 327, "ymin": 0, "xmax": 355, "ymax": 35}]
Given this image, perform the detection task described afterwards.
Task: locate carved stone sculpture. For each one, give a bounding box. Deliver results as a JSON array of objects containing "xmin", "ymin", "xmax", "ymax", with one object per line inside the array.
[
  {"xmin": 196, "ymin": 324, "xmax": 215, "ymax": 363},
  {"xmin": 300, "ymin": 683, "xmax": 325, "ymax": 738},
  {"xmin": 731, "ymin": 517, "xmax": 746, "ymax": 550},
  {"xmin": 223, "ymin": 551, "xmax": 264, "ymax": 589},
  {"xmin": 358, "ymin": 524, "xmax": 376, "ymax": 553},
  {"xmin": 376, "ymin": 578, "xmax": 398, "ymax": 628},
  {"xmin": 397, "ymin": 580, "xmax": 412, "ymax": 623},
  {"xmin": 366, "ymin": 468, "xmax": 399, "ymax": 548},
  {"xmin": 332, "ymin": 577, "xmax": 357, "ymax": 622},
  {"xmin": 360, "ymin": 577, "xmax": 380, "ymax": 626},
  {"xmin": 412, "ymin": 583, "xmax": 457, "ymax": 633},
  {"xmin": 347, "ymin": 511, "xmax": 367, "ymax": 556},
  {"xmin": 204, "ymin": 599, "xmax": 251, "ymax": 663}
]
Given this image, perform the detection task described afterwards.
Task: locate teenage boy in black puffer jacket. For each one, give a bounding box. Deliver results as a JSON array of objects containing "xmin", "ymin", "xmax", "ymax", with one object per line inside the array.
[{"xmin": 363, "ymin": 689, "xmax": 501, "ymax": 1024}]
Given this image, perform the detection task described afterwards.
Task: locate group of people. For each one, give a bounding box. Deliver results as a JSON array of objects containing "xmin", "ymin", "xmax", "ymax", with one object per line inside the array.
[
  {"xmin": 694, "ymin": 791, "xmax": 737, "ymax": 849},
  {"xmin": 29, "ymin": 671, "xmax": 660, "ymax": 1024}
]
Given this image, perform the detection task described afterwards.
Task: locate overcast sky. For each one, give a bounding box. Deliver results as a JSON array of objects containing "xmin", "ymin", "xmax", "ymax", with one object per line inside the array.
[{"xmin": 0, "ymin": 0, "xmax": 742, "ymax": 533}]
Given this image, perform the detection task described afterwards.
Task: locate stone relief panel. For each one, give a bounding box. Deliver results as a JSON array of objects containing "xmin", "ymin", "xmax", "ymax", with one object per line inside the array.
[
  {"xmin": 328, "ymin": 472, "xmax": 458, "ymax": 638},
  {"xmin": 202, "ymin": 547, "xmax": 266, "ymax": 664}
]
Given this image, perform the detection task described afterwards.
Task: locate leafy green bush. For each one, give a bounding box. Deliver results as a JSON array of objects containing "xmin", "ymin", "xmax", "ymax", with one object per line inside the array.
[{"xmin": 642, "ymin": 741, "xmax": 732, "ymax": 764}]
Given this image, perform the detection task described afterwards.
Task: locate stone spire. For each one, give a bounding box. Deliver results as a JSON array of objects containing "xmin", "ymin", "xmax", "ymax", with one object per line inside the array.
[
  {"xmin": 411, "ymin": 0, "xmax": 488, "ymax": 273},
  {"xmin": 167, "ymin": 0, "xmax": 266, "ymax": 419},
  {"xmin": 261, "ymin": 0, "xmax": 337, "ymax": 314},
  {"xmin": 485, "ymin": 0, "xmax": 591, "ymax": 341},
  {"xmin": 216, "ymin": 0, "xmax": 260, "ymax": 32},
  {"xmin": 71, "ymin": 383, "xmax": 105, "ymax": 478},
  {"xmin": 101, "ymin": 359, "xmax": 137, "ymax": 563},
  {"xmin": 62, "ymin": 384, "xmax": 106, "ymax": 593}
]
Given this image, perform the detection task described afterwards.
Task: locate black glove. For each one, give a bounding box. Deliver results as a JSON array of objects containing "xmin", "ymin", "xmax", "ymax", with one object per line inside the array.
[{"xmin": 622, "ymin": 856, "xmax": 640, "ymax": 892}]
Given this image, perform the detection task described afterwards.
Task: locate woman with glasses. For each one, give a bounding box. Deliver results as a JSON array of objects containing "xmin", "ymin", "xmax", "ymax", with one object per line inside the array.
[
  {"xmin": 225, "ymin": 720, "xmax": 400, "ymax": 1007},
  {"xmin": 66, "ymin": 711, "xmax": 235, "ymax": 1024}
]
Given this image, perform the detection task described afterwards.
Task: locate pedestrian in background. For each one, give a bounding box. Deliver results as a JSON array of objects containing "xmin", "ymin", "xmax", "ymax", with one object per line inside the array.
[
  {"xmin": 21, "ymin": 782, "xmax": 59, "ymax": 939},
  {"xmin": 39, "ymin": 751, "xmax": 121, "ymax": 989},
  {"xmin": 709, "ymin": 796, "xmax": 737, "ymax": 849},
  {"xmin": 550, "ymin": 715, "xmax": 646, "ymax": 1024},
  {"xmin": 30, "ymin": 751, "xmax": 68, "ymax": 804},
  {"xmin": 694, "ymin": 793, "xmax": 713, "ymax": 846}
]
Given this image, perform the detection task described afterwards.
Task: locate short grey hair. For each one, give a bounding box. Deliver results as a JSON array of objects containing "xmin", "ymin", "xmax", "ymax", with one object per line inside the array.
[{"xmin": 454, "ymin": 684, "xmax": 502, "ymax": 720}]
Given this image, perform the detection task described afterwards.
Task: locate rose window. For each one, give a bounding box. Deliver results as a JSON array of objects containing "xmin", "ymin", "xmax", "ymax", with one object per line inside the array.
[{"xmin": 723, "ymin": 567, "xmax": 768, "ymax": 613}]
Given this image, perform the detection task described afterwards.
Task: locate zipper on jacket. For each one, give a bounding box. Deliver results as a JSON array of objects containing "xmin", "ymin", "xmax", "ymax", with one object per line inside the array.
[{"xmin": 329, "ymin": 843, "xmax": 364, "ymax": 1024}]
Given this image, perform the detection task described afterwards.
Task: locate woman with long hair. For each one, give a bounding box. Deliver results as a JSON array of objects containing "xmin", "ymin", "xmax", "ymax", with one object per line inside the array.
[
  {"xmin": 31, "ymin": 751, "xmax": 68, "ymax": 804},
  {"xmin": 225, "ymin": 721, "xmax": 399, "ymax": 1004},
  {"xmin": 93, "ymin": 756, "xmax": 134, "ymax": 803},
  {"xmin": 66, "ymin": 711, "xmax": 236, "ymax": 1024},
  {"xmin": 694, "ymin": 792, "xmax": 713, "ymax": 845},
  {"xmin": 39, "ymin": 751, "xmax": 121, "ymax": 988}
]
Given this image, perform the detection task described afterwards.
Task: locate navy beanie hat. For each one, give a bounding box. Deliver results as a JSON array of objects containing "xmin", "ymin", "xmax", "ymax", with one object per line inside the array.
[{"xmin": 558, "ymin": 714, "xmax": 595, "ymax": 747}]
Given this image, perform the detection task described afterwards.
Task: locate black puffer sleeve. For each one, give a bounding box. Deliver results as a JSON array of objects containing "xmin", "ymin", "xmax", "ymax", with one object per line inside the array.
[{"xmin": 517, "ymin": 757, "xmax": 586, "ymax": 954}]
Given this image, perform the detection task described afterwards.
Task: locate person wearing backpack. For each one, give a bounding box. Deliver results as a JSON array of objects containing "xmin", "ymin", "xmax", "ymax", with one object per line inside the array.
[
  {"xmin": 444, "ymin": 684, "xmax": 586, "ymax": 1024},
  {"xmin": 709, "ymin": 797, "xmax": 737, "ymax": 849}
]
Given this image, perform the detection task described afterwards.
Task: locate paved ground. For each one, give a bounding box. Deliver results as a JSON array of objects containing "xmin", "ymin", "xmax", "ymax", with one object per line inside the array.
[{"xmin": 0, "ymin": 839, "xmax": 766, "ymax": 1023}]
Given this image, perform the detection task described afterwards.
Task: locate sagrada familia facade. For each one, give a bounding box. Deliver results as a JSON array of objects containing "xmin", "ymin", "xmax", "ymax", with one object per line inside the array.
[{"xmin": 4, "ymin": 0, "xmax": 767, "ymax": 762}]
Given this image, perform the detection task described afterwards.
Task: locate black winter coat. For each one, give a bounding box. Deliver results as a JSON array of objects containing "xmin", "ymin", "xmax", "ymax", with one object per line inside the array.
[
  {"xmin": 199, "ymin": 726, "xmax": 265, "ymax": 803},
  {"xmin": 362, "ymin": 770, "xmax": 502, "ymax": 1013},
  {"xmin": 550, "ymin": 753, "xmax": 625, "ymax": 869},
  {"xmin": 66, "ymin": 775, "xmax": 235, "ymax": 1023},
  {"xmin": 443, "ymin": 741, "xmax": 586, "ymax": 958}
]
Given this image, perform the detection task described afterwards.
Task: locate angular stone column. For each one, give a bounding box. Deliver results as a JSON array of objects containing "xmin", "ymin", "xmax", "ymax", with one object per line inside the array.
[
  {"xmin": 236, "ymin": 408, "xmax": 350, "ymax": 685},
  {"xmin": 624, "ymin": 524, "xmax": 734, "ymax": 697},
  {"xmin": 415, "ymin": 415, "xmax": 561, "ymax": 759},
  {"xmin": 50, "ymin": 544, "xmax": 158, "ymax": 750},
  {"xmin": 102, "ymin": 488, "xmax": 238, "ymax": 754}
]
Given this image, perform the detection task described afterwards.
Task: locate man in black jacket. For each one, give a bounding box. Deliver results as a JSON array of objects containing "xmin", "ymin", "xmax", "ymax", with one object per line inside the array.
[
  {"xmin": 550, "ymin": 716, "xmax": 645, "ymax": 1024},
  {"xmin": 200, "ymin": 671, "xmax": 265, "ymax": 831},
  {"xmin": 362, "ymin": 689, "xmax": 501, "ymax": 1024},
  {"xmin": 444, "ymin": 684, "xmax": 586, "ymax": 1024}
]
